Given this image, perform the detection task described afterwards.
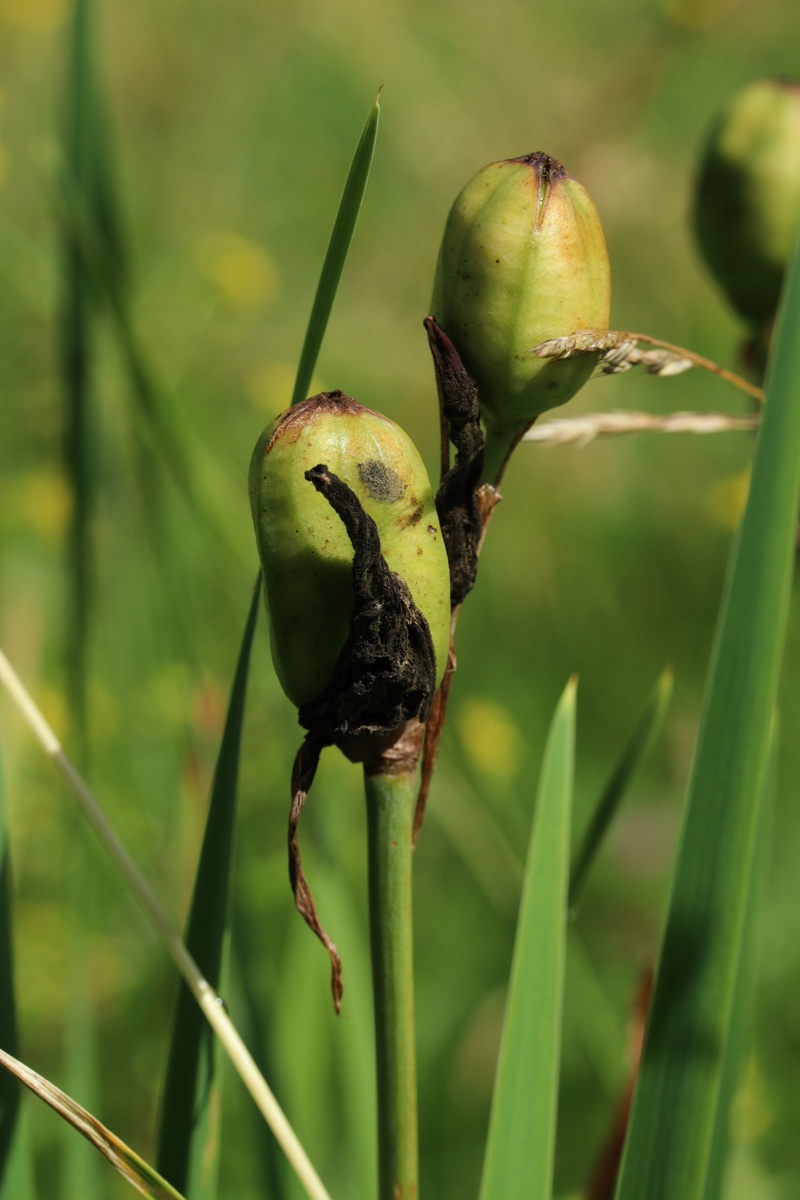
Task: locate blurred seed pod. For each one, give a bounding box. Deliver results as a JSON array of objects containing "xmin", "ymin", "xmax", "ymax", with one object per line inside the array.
[
  {"xmin": 248, "ymin": 391, "xmax": 450, "ymax": 717},
  {"xmin": 694, "ymin": 78, "xmax": 800, "ymax": 327},
  {"xmin": 431, "ymin": 152, "xmax": 611, "ymax": 481}
]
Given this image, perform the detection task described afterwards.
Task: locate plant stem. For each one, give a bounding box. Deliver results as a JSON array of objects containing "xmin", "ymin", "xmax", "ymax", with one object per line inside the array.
[{"xmin": 364, "ymin": 761, "xmax": 419, "ymax": 1200}]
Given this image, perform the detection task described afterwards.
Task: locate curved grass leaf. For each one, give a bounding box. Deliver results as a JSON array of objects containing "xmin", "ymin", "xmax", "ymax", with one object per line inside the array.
[
  {"xmin": 0, "ymin": 1049, "xmax": 185, "ymax": 1200},
  {"xmin": 0, "ymin": 646, "xmax": 332, "ymax": 1200},
  {"xmin": 0, "ymin": 747, "xmax": 35, "ymax": 1200},
  {"xmin": 569, "ymin": 667, "xmax": 672, "ymax": 906},
  {"xmin": 290, "ymin": 94, "xmax": 381, "ymax": 407},
  {"xmin": 479, "ymin": 678, "xmax": 576, "ymax": 1200},
  {"xmin": 615, "ymin": 238, "xmax": 800, "ymax": 1199},
  {"xmin": 156, "ymin": 581, "xmax": 261, "ymax": 1198}
]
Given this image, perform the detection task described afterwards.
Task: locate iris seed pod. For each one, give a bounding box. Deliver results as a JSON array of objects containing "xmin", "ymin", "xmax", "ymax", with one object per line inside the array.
[
  {"xmin": 695, "ymin": 79, "xmax": 800, "ymax": 327},
  {"xmin": 249, "ymin": 391, "xmax": 450, "ymax": 715},
  {"xmin": 431, "ymin": 152, "xmax": 611, "ymax": 481}
]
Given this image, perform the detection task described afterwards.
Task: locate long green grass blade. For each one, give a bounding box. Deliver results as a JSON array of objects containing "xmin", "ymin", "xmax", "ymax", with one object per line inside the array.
[
  {"xmin": 615, "ymin": 238, "xmax": 800, "ymax": 1200},
  {"xmin": 479, "ymin": 678, "xmax": 576, "ymax": 1200},
  {"xmin": 53, "ymin": 163, "xmax": 242, "ymax": 560},
  {"xmin": 703, "ymin": 730, "xmax": 776, "ymax": 1200},
  {"xmin": 290, "ymin": 94, "xmax": 381, "ymax": 407},
  {"xmin": 65, "ymin": 0, "xmax": 127, "ymax": 288},
  {"xmin": 569, "ymin": 668, "xmax": 672, "ymax": 906},
  {"xmin": 61, "ymin": 0, "xmax": 97, "ymax": 743},
  {"xmin": 0, "ymin": 1049, "xmax": 186, "ymax": 1200},
  {"xmin": 0, "ymin": 646, "xmax": 332, "ymax": 1200},
  {"xmin": 0, "ymin": 747, "xmax": 36, "ymax": 1200},
  {"xmin": 156, "ymin": 581, "xmax": 260, "ymax": 1198},
  {"xmin": 55, "ymin": 0, "xmax": 230, "ymax": 580}
]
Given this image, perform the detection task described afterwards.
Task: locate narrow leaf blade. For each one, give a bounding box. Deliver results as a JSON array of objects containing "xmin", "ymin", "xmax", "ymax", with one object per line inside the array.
[
  {"xmin": 0, "ymin": 1049, "xmax": 186, "ymax": 1200},
  {"xmin": 615, "ymin": 238, "xmax": 800, "ymax": 1199},
  {"xmin": 60, "ymin": 0, "xmax": 97, "ymax": 743},
  {"xmin": 479, "ymin": 678, "xmax": 577, "ymax": 1200},
  {"xmin": 291, "ymin": 94, "xmax": 381, "ymax": 406},
  {"xmin": 569, "ymin": 667, "xmax": 672, "ymax": 905},
  {"xmin": 703, "ymin": 730, "xmax": 776, "ymax": 1200},
  {"xmin": 0, "ymin": 746, "xmax": 36, "ymax": 1200},
  {"xmin": 156, "ymin": 582, "xmax": 261, "ymax": 1198}
]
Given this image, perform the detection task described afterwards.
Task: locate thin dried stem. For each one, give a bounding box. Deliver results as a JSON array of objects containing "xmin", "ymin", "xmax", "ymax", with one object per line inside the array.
[
  {"xmin": 625, "ymin": 331, "xmax": 765, "ymax": 402},
  {"xmin": 523, "ymin": 410, "xmax": 758, "ymax": 447},
  {"xmin": 0, "ymin": 647, "xmax": 333, "ymax": 1200},
  {"xmin": 531, "ymin": 329, "xmax": 765, "ymax": 404}
]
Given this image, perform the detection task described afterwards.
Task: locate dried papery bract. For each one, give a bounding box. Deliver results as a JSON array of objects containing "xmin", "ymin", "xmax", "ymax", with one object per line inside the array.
[
  {"xmin": 431, "ymin": 152, "xmax": 611, "ymax": 483},
  {"xmin": 695, "ymin": 78, "xmax": 800, "ymax": 328},
  {"xmin": 249, "ymin": 391, "xmax": 451, "ymax": 1006}
]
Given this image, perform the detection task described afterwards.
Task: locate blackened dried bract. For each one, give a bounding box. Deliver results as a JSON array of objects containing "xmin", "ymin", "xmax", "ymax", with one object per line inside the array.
[
  {"xmin": 286, "ymin": 465, "xmax": 438, "ymax": 1011},
  {"xmin": 424, "ymin": 317, "xmax": 485, "ymax": 607},
  {"xmin": 299, "ymin": 464, "xmax": 438, "ymax": 747},
  {"xmin": 289, "ymin": 735, "xmax": 343, "ymax": 1011}
]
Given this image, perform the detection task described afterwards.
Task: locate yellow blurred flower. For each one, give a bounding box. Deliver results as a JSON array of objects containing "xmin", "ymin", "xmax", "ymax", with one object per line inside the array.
[
  {"xmin": 3, "ymin": 469, "xmax": 72, "ymax": 539},
  {"xmin": 706, "ymin": 468, "xmax": 750, "ymax": 531},
  {"xmin": 457, "ymin": 696, "xmax": 522, "ymax": 782},
  {"xmin": 0, "ymin": 0, "xmax": 67, "ymax": 33},
  {"xmin": 195, "ymin": 230, "xmax": 278, "ymax": 311}
]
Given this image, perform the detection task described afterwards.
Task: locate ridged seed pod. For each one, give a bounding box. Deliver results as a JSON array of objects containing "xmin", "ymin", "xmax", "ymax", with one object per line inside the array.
[
  {"xmin": 432, "ymin": 152, "xmax": 611, "ymax": 481},
  {"xmin": 249, "ymin": 391, "xmax": 450, "ymax": 712},
  {"xmin": 695, "ymin": 79, "xmax": 800, "ymax": 328}
]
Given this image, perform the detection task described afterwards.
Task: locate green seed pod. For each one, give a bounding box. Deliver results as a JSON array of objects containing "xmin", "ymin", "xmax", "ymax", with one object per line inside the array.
[
  {"xmin": 249, "ymin": 391, "xmax": 451, "ymax": 712},
  {"xmin": 694, "ymin": 78, "xmax": 800, "ymax": 327},
  {"xmin": 431, "ymin": 151, "xmax": 611, "ymax": 481}
]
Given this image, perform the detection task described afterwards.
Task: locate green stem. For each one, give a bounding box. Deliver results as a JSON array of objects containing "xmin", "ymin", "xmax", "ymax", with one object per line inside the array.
[{"xmin": 364, "ymin": 765, "xmax": 418, "ymax": 1200}]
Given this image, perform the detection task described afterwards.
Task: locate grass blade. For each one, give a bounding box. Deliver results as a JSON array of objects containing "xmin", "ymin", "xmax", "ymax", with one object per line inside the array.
[
  {"xmin": 0, "ymin": 644, "xmax": 332, "ymax": 1200},
  {"xmin": 703, "ymin": 729, "xmax": 776, "ymax": 1200},
  {"xmin": 54, "ymin": 0, "xmax": 233, "ymax": 576},
  {"xmin": 0, "ymin": 747, "xmax": 36, "ymax": 1200},
  {"xmin": 569, "ymin": 668, "xmax": 672, "ymax": 906},
  {"xmin": 61, "ymin": 0, "xmax": 98, "ymax": 743},
  {"xmin": 155, "ymin": 581, "xmax": 261, "ymax": 1198},
  {"xmin": 479, "ymin": 678, "xmax": 577, "ymax": 1200},
  {"xmin": 290, "ymin": 93, "xmax": 381, "ymax": 406},
  {"xmin": 0, "ymin": 1048, "xmax": 186, "ymax": 1200},
  {"xmin": 615, "ymin": 237, "xmax": 800, "ymax": 1199}
]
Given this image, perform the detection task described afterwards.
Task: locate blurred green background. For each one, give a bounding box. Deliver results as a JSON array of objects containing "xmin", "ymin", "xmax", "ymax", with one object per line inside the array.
[{"xmin": 1, "ymin": 0, "xmax": 800, "ymax": 1196}]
